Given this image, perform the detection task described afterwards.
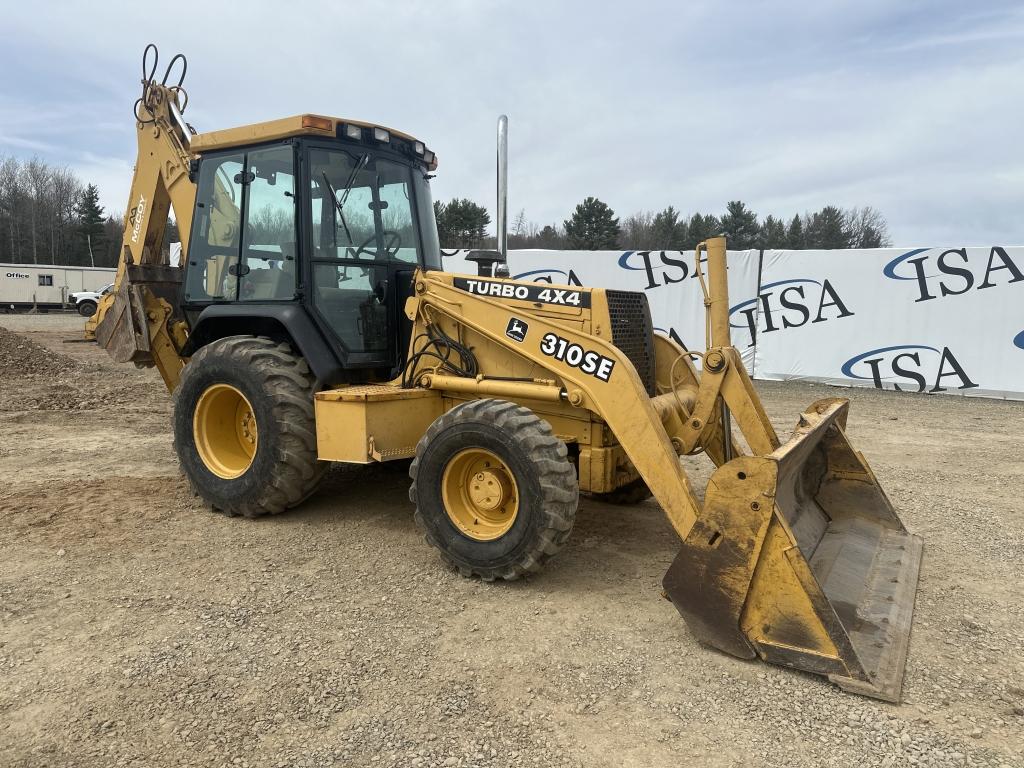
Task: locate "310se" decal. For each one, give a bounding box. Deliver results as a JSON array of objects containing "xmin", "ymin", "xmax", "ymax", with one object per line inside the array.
[
  {"xmin": 453, "ymin": 277, "xmax": 590, "ymax": 308},
  {"xmin": 540, "ymin": 332, "xmax": 615, "ymax": 382}
]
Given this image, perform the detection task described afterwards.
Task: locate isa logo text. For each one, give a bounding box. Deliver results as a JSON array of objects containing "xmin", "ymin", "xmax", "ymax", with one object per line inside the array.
[{"xmin": 841, "ymin": 344, "xmax": 977, "ymax": 393}]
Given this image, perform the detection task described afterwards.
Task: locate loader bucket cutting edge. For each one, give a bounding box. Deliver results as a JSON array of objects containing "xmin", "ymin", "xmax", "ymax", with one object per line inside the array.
[{"xmin": 662, "ymin": 397, "xmax": 923, "ymax": 702}]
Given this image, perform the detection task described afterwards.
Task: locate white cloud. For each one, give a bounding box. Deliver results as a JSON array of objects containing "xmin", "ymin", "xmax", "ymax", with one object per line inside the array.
[{"xmin": 1, "ymin": 0, "xmax": 1022, "ymax": 244}]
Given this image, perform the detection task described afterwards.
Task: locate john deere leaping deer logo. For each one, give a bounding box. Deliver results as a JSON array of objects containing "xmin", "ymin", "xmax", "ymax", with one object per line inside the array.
[
  {"xmin": 505, "ymin": 317, "xmax": 529, "ymax": 343},
  {"xmin": 129, "ymin": 195, "xmax": 147, "ymax": 244}
]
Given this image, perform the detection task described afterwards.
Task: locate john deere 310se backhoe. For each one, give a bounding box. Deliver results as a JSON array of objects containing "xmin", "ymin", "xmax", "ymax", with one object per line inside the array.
[{"xmin": 92, "ymin": 46, "xmax": 923, "ymax": 702}]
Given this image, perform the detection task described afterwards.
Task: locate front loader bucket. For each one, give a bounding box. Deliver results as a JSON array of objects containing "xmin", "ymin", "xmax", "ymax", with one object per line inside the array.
[{"xmin": 663, "ymin": 398, "xmax": 922, "ymax": 702}]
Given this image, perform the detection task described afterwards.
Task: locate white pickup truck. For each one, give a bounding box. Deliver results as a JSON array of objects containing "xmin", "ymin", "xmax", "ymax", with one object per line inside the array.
[{"xmin": 68, "ymin": 283, "xmax": 113, "ymax": 317}]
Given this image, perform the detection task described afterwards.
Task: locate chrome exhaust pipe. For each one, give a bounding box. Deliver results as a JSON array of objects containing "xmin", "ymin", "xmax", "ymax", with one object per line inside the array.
[{"xmin": 496, "ymin": 114, "xmax": 508, "ymax": 263}]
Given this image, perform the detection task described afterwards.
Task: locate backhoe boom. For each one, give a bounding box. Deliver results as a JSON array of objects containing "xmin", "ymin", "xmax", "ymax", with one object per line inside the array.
[{"xmin": 92, "ymin": 45, "xmax": 196, "ymax": 390}]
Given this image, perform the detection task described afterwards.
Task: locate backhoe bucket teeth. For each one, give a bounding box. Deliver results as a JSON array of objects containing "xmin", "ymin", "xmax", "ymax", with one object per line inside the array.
[{"xmin": 663, "ymin": 398, "xmax": 922, "ymax": 702}]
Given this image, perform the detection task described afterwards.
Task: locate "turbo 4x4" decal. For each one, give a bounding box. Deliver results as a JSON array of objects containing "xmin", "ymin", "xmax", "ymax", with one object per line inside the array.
[
  {"xmin": 453, "ymin": 277, "xmax": 590, "ymax": 308},
  {"xmin": 540, "ymin": 332, "xmax": 615, "ymax": 382}
]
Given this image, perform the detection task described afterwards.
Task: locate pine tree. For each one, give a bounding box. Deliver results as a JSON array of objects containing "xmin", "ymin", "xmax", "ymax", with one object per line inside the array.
[
  {"xmin": 684, "ymin": 213, "xmax": 720, "ymax": 249},
  {"xmin": 759, "ymin": 215, "xmax": 787, "ymax": 249},
  {"xmin": 535, "ymin": 224, "xmax": 564, "ymax": 248},
  {"xmin": 434, "ymin": 198, "xmax": 491, "ymax": 248},
  {"xmin": 564, "ymin": 197, "xmax": 620, "ymax": 249},
  {"xmin": 652, "ymin": 205, "xmax": 686, "ymax": 250},
  {"xmin": 433, "ymin": 201, "xmax": 452, "ymax": 246},
  {"xmin": 785, "ymin": 214, "xmax": 805, "ymax": 249},
  {"xmin": 76, "ymin": 183, "xmax": 105, "ymax": 265},
  {"xmin": 805, "ymin": 206, "xmax": 849, "ymax": 249},
  {"xmin": 719, "ymin": 200, "xmax": 760, "ymax": 249}
]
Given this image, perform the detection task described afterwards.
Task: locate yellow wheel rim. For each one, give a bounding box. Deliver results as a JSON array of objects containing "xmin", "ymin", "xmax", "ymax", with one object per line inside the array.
[
  {"xmin": 441, "ymin": 448, "xmax": 519, "ymax": 541},
  {"xmin": 193, "ymin": 383, "xmax": 258, "ymax": 479}
]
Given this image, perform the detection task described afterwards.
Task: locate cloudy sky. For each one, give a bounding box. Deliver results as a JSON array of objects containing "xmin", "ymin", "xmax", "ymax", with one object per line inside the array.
[{"xmin": 1, "ymin": 1, "xmax": 1021, "ymax": 245}]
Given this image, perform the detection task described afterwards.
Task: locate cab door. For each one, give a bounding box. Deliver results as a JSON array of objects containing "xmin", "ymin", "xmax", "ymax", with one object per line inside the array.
[{"xmin": 305, "ymin": 145, "xmax": 424, "ymax": 371}]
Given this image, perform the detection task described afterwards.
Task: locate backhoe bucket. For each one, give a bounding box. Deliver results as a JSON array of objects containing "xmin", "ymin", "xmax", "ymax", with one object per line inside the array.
[
  {"xmin": 663, "ymin": 398, "xmax": 922, "ymax": 702},
  {"xmin": 95, "ymin": 264, "xmax": 182, "ymax": 365}
]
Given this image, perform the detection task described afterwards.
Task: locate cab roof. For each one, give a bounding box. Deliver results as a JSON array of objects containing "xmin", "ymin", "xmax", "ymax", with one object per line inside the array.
[{"xmin": 189, "ymin": 114, "xmax": 438, "ymax": 171}]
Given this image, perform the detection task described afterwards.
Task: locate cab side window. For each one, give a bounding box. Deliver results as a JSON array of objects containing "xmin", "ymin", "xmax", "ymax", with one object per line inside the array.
[
  {"xmin": 239, "ymin": 146, "xmax": 297, "ymax": 301},
  {"xmin": 184, "ymin": 153, "xmax": 243, "ymax": 302},
  {"xmin": 184, "ymin": 145, "xmax": 297, "ymax": 303}
]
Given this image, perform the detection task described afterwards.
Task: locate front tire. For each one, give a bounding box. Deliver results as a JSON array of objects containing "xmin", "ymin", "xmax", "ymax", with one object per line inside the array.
[
  {"xmin": 409, "ymin": 399, "xmax": 578, "ymax": 581},
  {"xmin": 173, "ymin": 336, "xmax": 326, "ymax": 517},
  {"xmin": 78, "ymin": 300, "xmax": 97, "ymax": 317}
]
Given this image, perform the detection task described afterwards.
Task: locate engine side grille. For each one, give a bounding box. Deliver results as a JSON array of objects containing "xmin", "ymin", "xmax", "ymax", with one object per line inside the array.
[{"xmin": 605, "ymin": 289, "xmax": 656, "ymax": 396}]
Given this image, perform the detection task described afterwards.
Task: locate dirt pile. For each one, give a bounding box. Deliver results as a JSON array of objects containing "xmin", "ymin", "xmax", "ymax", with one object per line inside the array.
[{"xmin": 0, "ymin": 324, "xmax": 81, "ymax": 379}]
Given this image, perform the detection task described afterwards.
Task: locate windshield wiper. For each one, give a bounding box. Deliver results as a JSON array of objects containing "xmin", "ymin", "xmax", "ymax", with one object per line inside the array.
[{"xmin": 322, "ymin": 154, "xmax": 369, "ymax": 248}]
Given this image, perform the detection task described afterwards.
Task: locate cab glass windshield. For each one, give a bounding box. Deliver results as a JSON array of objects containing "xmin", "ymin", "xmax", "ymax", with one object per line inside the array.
[{"xmin": 308, "ymin": 148, "xmax": 440, "ymax": 269}]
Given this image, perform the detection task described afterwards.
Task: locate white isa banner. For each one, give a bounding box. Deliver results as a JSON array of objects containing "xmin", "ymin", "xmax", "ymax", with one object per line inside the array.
[
  {"xmin": 442, "ymin": 249, "xmax": 761, "ymax": 369},
  {"xmin": 752, "ymin": 247, "xmax": 1024, "ymax": 399}
]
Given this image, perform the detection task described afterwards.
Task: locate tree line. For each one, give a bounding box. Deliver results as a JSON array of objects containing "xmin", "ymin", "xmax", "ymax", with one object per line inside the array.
[
  {"xmin": 2, "ymin": 150, "xmax": 893, "ymax": 267},
  {"xmin": 436, "ymin": 196, "xmax": 891, "ymax": 251},
  {"xmin": 0, "ymin": 155, "xmax": 125, "ymax": 267}
]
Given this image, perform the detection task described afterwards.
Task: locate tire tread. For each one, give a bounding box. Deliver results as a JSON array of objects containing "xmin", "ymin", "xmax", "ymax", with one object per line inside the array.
[
  {"xmin": 409, "ymin": 398, "xmax": 577, "ymax": 581},
  {"xmin": 174, "ymin": 336, "xmax": 326, "ymax": 518}
]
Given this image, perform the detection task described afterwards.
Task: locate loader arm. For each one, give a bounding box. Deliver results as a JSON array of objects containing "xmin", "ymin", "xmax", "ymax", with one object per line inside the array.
[
  {"xmin": 406, "ymin": 249, "xmax": 780, "ymax": 545},
  {"xmin": 91, "ymin": 46, "xmax": 197, "ymax": 391},
  {"xmin": 408, "ymin": 237, "xmax": 922, "ymax": 702},
  {"xmin": 407, "ymin": 271, "xmax": 706, "ymax": 541}
]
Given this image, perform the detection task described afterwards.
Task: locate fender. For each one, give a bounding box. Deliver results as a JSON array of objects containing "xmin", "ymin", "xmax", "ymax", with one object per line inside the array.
[{"xmin": 181, "ymin": 304, "xmax": 347, "ymax": 387}]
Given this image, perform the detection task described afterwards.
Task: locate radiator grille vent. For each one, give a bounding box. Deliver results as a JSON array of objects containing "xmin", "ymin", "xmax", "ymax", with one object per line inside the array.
[{"xmin": 606, "ymin": 290, "xmax": 656, "ymax": 395}]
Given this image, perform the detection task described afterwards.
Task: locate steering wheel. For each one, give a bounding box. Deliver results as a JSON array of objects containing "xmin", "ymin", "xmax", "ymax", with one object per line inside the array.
[{"xmin": 353, "ymin": 230, "xmax": 401, "ymax": 259}]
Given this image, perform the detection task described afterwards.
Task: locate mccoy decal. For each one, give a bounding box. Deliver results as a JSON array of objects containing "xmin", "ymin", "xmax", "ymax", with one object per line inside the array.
[
  {"xmin": 841, "ymin": 344, "xmax": 977, "ymax": 393},
  {"xmin": 129, "ymin": 194, "xmax": 147, "ymax": 244},
  {"xmin": 505, "ymin": 317, "xmax": 529, "ymax": 343},
  {"xmin": 540, "ymin": 332, "xmax": 615, "ymax": 381},
  {"xmin": 453, "ymin": 277, "xmax": 591, "ymax": 308},
  {"xmin": 883, "ymin": 247, "xmax": 1024, "ymax": 302}
]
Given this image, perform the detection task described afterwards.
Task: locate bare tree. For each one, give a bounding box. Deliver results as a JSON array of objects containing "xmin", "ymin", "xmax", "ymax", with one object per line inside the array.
[
  {"xmin": 51, "ymin": 166, "xmax": 83, "ymax": 265},
  {"xmin": 24, "ymin": 157, "xmax": 52, "ymax": 264},
  {"xmin": 511, "ymin": 208, "xmax": 528, "ymax": 238},
  {"xmin": 0, "ymin": 156, "xmax": 22, "ymax": 261},
  {"xmin": 0, "ymin": 154, "xmax": 113, "ymax": 265},
  {"xmin": 844, "ymin": 206, "xmax": 891, "ymax": 248},
  {"xmin": 619, "ymin": 210, "xmax": 656, "ymax": 249}
]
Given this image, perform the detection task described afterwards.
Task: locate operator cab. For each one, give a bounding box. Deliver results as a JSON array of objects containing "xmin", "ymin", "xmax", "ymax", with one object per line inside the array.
[{"xmin": 181, "ymin": 115, "xmax": 441, "ymax": 384}]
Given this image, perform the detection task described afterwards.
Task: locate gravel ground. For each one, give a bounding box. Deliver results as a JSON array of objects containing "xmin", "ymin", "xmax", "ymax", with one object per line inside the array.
[{"xmin": 1, "ymin": 314, "xmax": 1022, "ymax": 768}]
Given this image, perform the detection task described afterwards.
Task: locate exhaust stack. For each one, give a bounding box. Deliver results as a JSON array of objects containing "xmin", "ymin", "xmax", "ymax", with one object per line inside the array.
[{"xmin": 496, "ymin": 114, "xmax": 508, "ymax": 263}]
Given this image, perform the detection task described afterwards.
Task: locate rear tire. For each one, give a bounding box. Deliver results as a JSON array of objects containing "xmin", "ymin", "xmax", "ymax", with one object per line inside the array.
[
  {"xmin": 409, "ymin": 399, "xmax": 578, "ymax": 581},
  {"xmin": 78, "ymin": 300, "xmax": 97, "ymax": 317},
  {"xmin": 173, "ymin": 336, "xmax": 326, "ymax": 517}
]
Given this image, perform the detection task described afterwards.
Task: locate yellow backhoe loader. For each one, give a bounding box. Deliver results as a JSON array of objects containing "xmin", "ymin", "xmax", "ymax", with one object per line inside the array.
[{"xmin": 93, "ymin": 46, "xmax": 922, "ymax": 702}]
